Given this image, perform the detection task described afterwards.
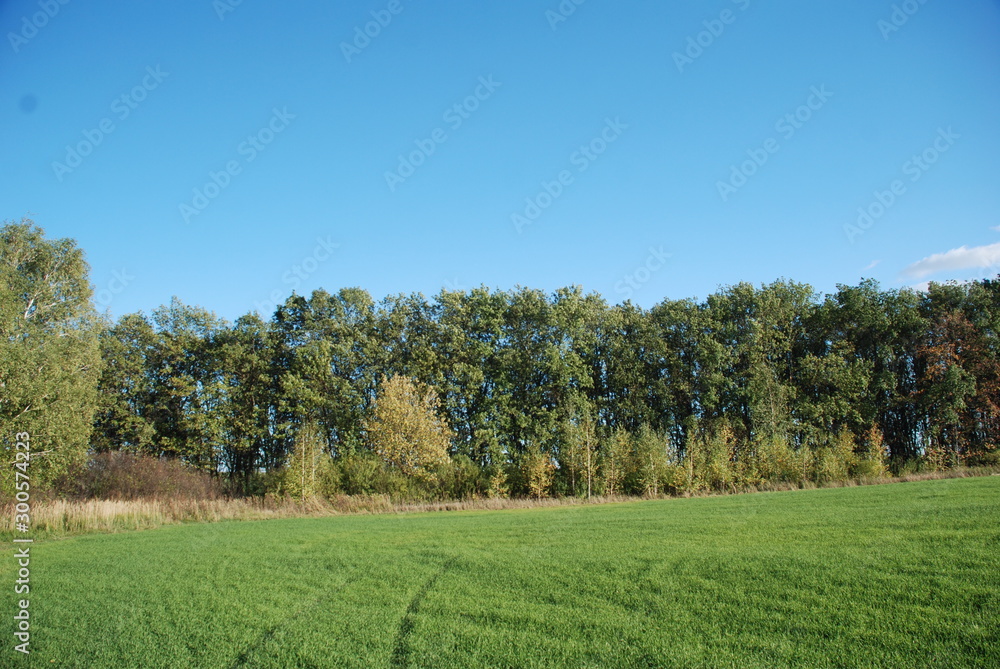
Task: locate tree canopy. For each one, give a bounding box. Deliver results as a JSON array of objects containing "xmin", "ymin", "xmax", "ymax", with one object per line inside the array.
[
  {"xmin": 4, "ymin": 221, "xmax": 999, "ymax": 500},
  {"xmin": 0, "ymin": 220, "xmax": 101, "ymax": 493}
]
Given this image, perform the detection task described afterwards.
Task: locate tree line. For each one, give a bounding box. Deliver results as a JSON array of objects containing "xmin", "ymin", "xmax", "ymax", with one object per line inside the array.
[{"xmin": 2, "ymin": 220, "xmax": 998, "ymax": 500}]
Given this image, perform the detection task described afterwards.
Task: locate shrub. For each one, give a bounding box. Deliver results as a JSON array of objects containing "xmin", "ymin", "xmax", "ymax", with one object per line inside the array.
[
  {"xmin": 281, "ymin": 421, "xmax": 334, "ymax": 502},
  {"xmin": 811, "ymin": 430, "xmax": 855, "ymax": 484},
  {"xmin": 753, "ymin": 435, "xmax": 801, "ymax": 484},
  {"xmin": 628, "ymin": 425, "xmax": 671, "ymax": 496},
  {"xmin": 335, "ymin": 451, "xmax": 384, "ymax": 496},
  {"xmin": 437, "ymin": 455, "xmax": 482, "ymax": 500},
  {"xmin": 521, "ymin": 447, "xmax": 555, "ymax": 499},
  {"xmin": 486, "ymin": 465, "xmax": 509, "ymax": 499},
  {"xmin": 686, "ymin": 422, "xmax": 737, "ymax": 492},
  {"xmin": 851, "ymin": 426, "xmax": 889, "ymax": 479},
  {"xmin": 965, "ymin": 447, "xmax": 999, "ymax": 468},
  {"xmin": 54, "ymin": 451, "xmax": 222, "ymax": 501}
]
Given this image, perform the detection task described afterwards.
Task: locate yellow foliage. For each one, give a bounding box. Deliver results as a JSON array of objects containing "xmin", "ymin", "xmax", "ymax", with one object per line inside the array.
[
  {"xmin": 364, "ymin": 375, "xmax": 453, "ymax": 483},
  {"xmin": 523, "ymin": 447, "xmax": 555, "ymax": 498},
  {"xmin": 487, "ymin": 466, "xmax": 509, "ymax": 499}
]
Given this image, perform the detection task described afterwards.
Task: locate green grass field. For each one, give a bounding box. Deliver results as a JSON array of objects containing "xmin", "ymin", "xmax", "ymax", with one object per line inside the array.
[{"xmin": 4, "ymin": 477, "xmax": 999, "ymax": 668}]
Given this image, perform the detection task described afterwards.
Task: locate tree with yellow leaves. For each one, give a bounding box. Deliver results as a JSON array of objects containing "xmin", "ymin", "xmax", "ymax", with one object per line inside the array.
[{"xmin": 364, "ymin": 375, "xmax": 453, "ymax": 484}]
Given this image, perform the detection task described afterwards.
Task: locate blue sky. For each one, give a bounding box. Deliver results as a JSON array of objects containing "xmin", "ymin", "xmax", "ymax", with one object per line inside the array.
[{"xmin": 2, "ymin": 0, "xmax": 999, "ymax": 321}]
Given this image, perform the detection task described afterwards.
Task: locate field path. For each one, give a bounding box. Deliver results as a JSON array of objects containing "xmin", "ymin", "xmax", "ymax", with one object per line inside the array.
[{"xmin": 391, "ymin": 556, "xmax": 459, "ymax": 668}]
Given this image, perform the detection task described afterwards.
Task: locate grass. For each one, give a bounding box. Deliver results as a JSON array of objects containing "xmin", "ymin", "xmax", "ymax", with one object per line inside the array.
[
  {"xmin": 4, "ymin": 467, "xmax": 996, "ymax": 542},
  {"xmin": 3, "ymin": 476, "xmax": 998, "ymax": 667}
]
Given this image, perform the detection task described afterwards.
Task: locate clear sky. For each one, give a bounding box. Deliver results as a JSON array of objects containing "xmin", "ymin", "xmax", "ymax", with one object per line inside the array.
[{"xmin": 2, "ymin": 0, "xmax": 999, "ymax": 321}]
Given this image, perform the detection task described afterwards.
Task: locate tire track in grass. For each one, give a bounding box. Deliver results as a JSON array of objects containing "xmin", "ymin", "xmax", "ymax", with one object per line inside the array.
[
  {"xmin": 391, "ymin": 556, "xmax": 459, "ymax": 668},
  {"xmin": 229, "ymin": 571, "xmax": 361, "ymax": 668}
]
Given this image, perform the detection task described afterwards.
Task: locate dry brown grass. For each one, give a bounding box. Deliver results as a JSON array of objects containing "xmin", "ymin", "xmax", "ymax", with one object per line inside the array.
[
  {"xmin": 4, "ymin": 466, "xmax": 997, "ymax": 541},
  {"xmin": 0, "ymin": 495, "xmax": 395, "ymax": 540}
]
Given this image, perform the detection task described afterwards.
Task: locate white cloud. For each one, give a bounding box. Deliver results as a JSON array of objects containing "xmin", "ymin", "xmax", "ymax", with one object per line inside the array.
[
  {"xmin": 901, "ymin": 242, "xmax": 1000, "ymax": 280},
  {"xmin": 863, "ymin": 259, "xmax": 881, "ymax": 271},
  {"xmin": 992, "ymin": 225, "xmax": 1000, "ymax": 232}
]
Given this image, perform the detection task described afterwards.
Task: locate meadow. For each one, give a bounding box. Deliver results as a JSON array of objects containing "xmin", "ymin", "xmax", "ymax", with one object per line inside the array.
[{"xmin": 4, "ymin": 476, "xmax": 998, "ymax": 668}]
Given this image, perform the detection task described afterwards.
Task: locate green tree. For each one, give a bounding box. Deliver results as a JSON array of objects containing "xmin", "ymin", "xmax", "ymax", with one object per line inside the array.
[
  {"xmin": 275, "ymin": 288, "xmax": 377, "ymax": 456},
  {"xmin": 643, "ymin": 299, "xmax": 703, "ymax": 445},
  {"xmin": 91, "ymin": 313, "xmax": 157, "ymax": 454},
  {"xmin": 601, "ymin": 427, "xmax": 630, "ymax": 496},
  {"xmin": 219, "ymin": 313, "xmax": 280, "ymax": 492},
  {"xmin": 560, "ymin": 405, "xmax": 598, "ymax": 498},
  {"xmin": 0, "ymin": 220, "xmax": 102, "ymax": 493},
  {"xmin": 825, "ymin": 281, "xmax": 927, "ymax": 464},
  {"xmin": 146, "ymin": 297, "xmax": 227, "ymax": 471},
  {"xmin": 631, "ymin": 424, "xmax": 669, "ymax": 496},
  {"xmin": 282, "ymin": 420, "xmax": 331, "ymax": 501},
  {"xmin": 431, "ymin": 287, "xmax": 508, "ymax": 470}
]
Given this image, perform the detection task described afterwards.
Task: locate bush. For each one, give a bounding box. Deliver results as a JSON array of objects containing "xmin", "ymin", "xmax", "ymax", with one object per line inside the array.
[
  {"xmin": 517, "ymin": 447, "xmax": 555, "ymax": 499},
  {"xmin": 812, "ymin": 431, "xmax": 855, "ymax": 484},
  {"xmin": 966, "ymin": 447, "xmax": 1000, "ymax": 468},
  {"xmin": 685, "ymin": 422, "xmax": 737, "ymax": 492},
  {"xmin": 437, "ymin": 455, "xmax": 482, "ymax": 500},
  {"xmin": 333, "ymin": 451, "xmax": 383, "ymax": 496},
  {"xmin": 486, "ymin": 465, "xmax": 509, "ymax": 499},
  {"xmin": 280, "ymin": 421, "xmax": 334, "ymax": 502},
  {"xmin": 753, "ymin": 435, "xmax": 803, "ymax": 484},
  {"xmin": 851, "ymin": 426, "xmax": 889, "ymax": 479},
  {"xmin": 54, "ymin": 452, "xmax": 222, "ymax": 500}
]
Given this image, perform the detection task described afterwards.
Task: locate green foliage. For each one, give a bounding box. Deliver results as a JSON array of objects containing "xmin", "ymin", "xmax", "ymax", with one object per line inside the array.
[
  {"xmin": 436, "ymin": 454, "xmax": 482, "ymax": 500},
  {"xmin": 218, "ymin": 313, "xmax": 280, "ymax": 490},
  {"xmin": 145, "ymin": 297, "xmax": 228, "ymax": 470},
  {"xmin": 600, "ymin": 427, "xmax": 630, "ymax": 496},
  {"xmin": 334, "ymin": 450, "xmax": 384, "ymax": 496},
  {"xmin": 8, "ymin": 221, "xmax": 984, "ymax": 501},
  {"xmin": 684, "ymin": 421, "xmax": 738, "ymax": 492},
  {"xmin": 629, "ymin": 424, "xmax": 670, "ymax": 496},
  {"xmin": 91, "ymin": 313, "xmax": 157, "ymax": 454},
  {"xmin": 281, "ymin": 421, "xmax": 333, "ymax": 502},
  {"xmin": 0, "ymin": 220, "xmax": 101, "ymax": 494}
]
